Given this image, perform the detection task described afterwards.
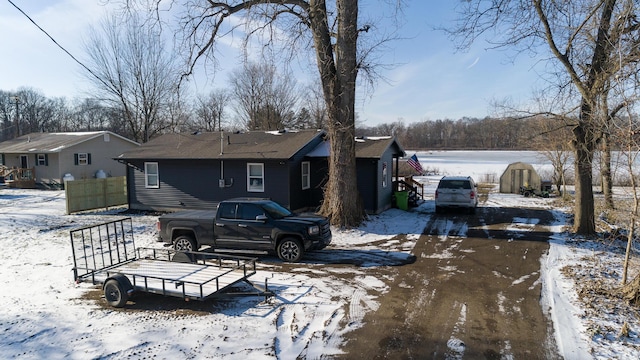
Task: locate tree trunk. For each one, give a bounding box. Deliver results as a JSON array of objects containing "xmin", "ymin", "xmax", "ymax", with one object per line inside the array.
[
  {"xmin": 621, "ymin": 272, "xmax": 640, "ymax": 306},
  {"xmin": 601, "ymin": 132, "xmax": 614, "ymax": 209},
  {"xmin": 308, "ymin": 0, "xmax": 365, "ymax": 226},
  {"xmin": 572, "ymin": 115, "xmax": 596, "ymax": 235}
]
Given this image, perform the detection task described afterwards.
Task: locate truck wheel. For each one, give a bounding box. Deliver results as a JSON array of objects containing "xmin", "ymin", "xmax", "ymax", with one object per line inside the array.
[
  {"xmin": 104, "ymin": 278, "xmax": 129, "ymax": 308},
  {"xmin": 277, "ymin": 238, "xmax": 304, "ymax": 262},
  {"xmin": 174, "ymin": 235, "xmax": 197, "ymax": 252}
]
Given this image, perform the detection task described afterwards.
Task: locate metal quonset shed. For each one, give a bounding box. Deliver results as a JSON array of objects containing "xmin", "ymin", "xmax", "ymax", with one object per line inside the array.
[{"xmin": 499, "ymin": 162, "xmax": 541, "ymax": 194}]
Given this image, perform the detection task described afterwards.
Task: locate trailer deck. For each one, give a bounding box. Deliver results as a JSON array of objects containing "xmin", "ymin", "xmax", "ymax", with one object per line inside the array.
[{"xmin": 70, "ymin": 218, "xmax": 271, "ymax": 306}]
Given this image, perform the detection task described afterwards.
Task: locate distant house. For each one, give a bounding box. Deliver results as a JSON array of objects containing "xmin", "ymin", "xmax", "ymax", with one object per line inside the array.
[
  {"xmin": 116, "ymin": 130, "xmax": 406, "ymax": 214},
  {"xmin": 0, "ymin": 131, "xmax": 139, "ymax": 188}
]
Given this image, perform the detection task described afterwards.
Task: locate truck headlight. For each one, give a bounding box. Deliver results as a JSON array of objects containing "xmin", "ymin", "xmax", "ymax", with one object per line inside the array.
[{"xmin": 308, "ymin": 225, "xmax": 320, "ymax": 235}]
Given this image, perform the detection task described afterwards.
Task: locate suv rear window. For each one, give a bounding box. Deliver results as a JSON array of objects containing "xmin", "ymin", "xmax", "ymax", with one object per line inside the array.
[{"xmin": 439, "ymin": 180, "xmax": 472, "ymax": 189}]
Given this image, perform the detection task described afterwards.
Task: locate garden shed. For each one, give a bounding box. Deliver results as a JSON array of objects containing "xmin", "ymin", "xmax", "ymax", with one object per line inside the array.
[{"xmin": 499, "ymin": 162, "xmax": 541, "ymax": 194}]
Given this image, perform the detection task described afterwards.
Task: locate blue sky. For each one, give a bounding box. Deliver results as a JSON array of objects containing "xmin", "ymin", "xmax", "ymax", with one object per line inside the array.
[{"xmin": 0, "ymin": 1, "xmax": 546, "ymax": 126}]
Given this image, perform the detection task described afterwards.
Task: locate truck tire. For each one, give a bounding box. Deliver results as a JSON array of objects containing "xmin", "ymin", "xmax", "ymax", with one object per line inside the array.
[
  {"xmin": 104, "ymin": 276, "xmax": 130, "ymax": 308},
  {"xmin": 174, "ymin": 235, "xmax": 197, "ymax": 252},
  {"xmin": 277, "ymin": 238, "xmax": 304, "ymax": 262}
]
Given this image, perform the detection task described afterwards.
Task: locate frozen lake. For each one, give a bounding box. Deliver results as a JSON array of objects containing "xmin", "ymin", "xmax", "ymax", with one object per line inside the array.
[{"xmin": 412, "ymin": 150, "xmax": 553, "ymax": 183}]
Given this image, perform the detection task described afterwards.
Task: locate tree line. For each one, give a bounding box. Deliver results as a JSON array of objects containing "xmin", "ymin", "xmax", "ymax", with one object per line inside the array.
[
  {"xmin": 0, "ymin": 64, "xmax": 328, "ymax": 144},
  {"xmin": 1, "ymin": 85, "xmax": 590, "ymax": 153}
]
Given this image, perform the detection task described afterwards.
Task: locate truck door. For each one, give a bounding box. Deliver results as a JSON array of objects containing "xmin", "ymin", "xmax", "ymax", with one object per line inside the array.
[
  {"xmin": 214, "ymin": 202, "xmax": 242, "ymax": 248},
  {"xmin": 235, "ymin": 203, "xmax": 273, "ymax": 250}
]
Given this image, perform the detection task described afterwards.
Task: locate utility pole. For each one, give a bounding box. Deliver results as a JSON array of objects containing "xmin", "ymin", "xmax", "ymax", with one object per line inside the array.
[{"xmin": 10, "ymin": 96, "xmax": 20, "ymax": 138}]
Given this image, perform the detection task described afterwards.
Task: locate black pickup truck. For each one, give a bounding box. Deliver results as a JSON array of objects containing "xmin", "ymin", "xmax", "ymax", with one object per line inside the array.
[{"xmin": 157, "ymin": 198, "xmax": 332, "ymax": 262}]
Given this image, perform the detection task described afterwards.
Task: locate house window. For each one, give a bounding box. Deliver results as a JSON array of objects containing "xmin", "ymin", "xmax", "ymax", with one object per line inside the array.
[
  {"xmin": 247, "ymin": 163, "xmax": 264, "ymax": 192},
  {"xmin": 74, "ymin": 153, "xmax": 91, "ymax": 166},
  {"xmin": 301, "ymin": 161, "xmax": 310, "ymax": 190},
  {"xmin": 145, "ymin": 162, "xmax": 159, "ymax": 188},
  {"xmin": 37, "ymin": 154, "xmax": 48, "ymax": 166},
  {"xmin": 20, "ymin": 155, "xmax": 28, "ymax": 168},
  {"xmin": 382, "ymin": 162, "xmax": 388, "ymax": 188}
]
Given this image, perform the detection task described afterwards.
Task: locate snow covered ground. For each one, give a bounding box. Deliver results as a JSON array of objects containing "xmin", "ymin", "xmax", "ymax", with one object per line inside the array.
[{"xmin": 1, "ymin": 151, "xmax": 639, "ymax": 359}]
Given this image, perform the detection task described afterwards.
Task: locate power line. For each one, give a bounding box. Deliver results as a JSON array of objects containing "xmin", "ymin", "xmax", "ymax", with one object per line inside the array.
[{"xmin": 6, "ymin": 0, "xmax": 112, "ymax": 91}]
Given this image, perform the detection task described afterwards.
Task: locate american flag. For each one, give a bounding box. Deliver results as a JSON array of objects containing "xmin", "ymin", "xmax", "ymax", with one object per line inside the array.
[{"xmin": 407, "ymin": 154, "xmax": 424, "ymax": 174}]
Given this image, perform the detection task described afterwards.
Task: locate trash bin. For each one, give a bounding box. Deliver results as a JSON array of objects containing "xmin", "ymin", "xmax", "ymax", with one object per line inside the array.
[{"xmin": 395, "ymin": 191, "xmax": 409, "ymax": 211}]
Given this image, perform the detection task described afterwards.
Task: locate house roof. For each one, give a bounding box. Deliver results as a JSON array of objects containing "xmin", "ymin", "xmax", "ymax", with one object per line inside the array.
[
  {"xmin": 0, "ymin": 131, "xmax": 139, "ymax": 153},
  {"xmin": 116, "ymin": 130, "xmax": 326, "ymax": 160},
  {"xmin": 306, "ymin": 136, "xmax": 406, "ymax": 158}
]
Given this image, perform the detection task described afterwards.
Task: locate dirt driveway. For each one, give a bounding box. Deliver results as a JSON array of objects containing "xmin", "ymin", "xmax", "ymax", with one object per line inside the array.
[{"xmin": 338, "ymin": 206, "xmax": 562, "ymax": 359}]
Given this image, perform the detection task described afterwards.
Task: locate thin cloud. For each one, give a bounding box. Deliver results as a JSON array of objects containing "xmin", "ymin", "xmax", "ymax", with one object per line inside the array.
[{"xmin": 467, "ymin": 57, "xmax": 479, "ymax": 69}]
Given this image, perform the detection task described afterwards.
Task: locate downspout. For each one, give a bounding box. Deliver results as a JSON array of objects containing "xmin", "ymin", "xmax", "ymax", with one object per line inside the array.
[{"xmin": 395, "ymin": 155, "xmax": 399, "ymax": 192}]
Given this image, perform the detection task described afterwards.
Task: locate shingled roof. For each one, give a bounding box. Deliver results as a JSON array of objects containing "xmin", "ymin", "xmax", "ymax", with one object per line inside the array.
[
  {"xmin": 117, "ymin": 130, "xmax": 326, "ymax": 160},
  {"xmin": 305, "ymin": 136, "xmax": 406, "ymax": 158},
  {"xmin": 0, "ymin": 131, "xmax": 138, "ymax": 153}
]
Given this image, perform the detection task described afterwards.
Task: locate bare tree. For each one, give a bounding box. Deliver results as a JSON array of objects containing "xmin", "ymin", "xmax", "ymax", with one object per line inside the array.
[
  {"xmin": 114, "ymin": 0, "xmax": 404, "ymax": 225},
  {"xmin": 531, "ymin": 116, "xmax": 574, "ymax": 195},
  {"xmin": 82, "ymin": 13, "xmax": 183, "ymax": 143},
  {"xmin": 194, "ymin": 89, "xmax": 230, "ymax": 132},
  {"xmin": 69, "ymin": 98, "xmax": 114, "ymax": 131},
  {"xmin": 301, "ymin": 82, "xmax": 328, "ymax": 129},
  {"xmin": 0, "ymin": 91, "xmax": 18, "ymax": 141},
  {"xmin": 450, "ymin": 0, "xmax": 640, "ymax": 234},
  {"xmin": 229, "ymin": 61, "xmax": 299, "ymax": 130},
  {"xmin": 115, "ymin": 0, "xmax": 397, "ymax": 226},
  {"xmin": 11, "ymin": 88, "xmax": 67, "ymax": 134}
]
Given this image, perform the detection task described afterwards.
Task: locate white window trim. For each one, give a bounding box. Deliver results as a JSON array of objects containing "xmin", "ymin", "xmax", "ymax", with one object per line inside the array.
[
  {"xmin": 37, "ymin": 154, "xmax": 46, "ymax": 166},
  {"xmin": 78, "ymin": 153, "xmax": 89, "ymax": 166},
  {"xmin": 247, "ymin": 163, "xmax": 264, "ymax": 192},
  {"xmin": 382, "ymin": 162, "xmax": 388, "ymax": 188},
  {"xmin": 301, "ymin": 161, "xmax": 310, "ymax": 190},
  {"xmin": 144, "ymin": 162, "xmax": 159, "ymax": 189}
]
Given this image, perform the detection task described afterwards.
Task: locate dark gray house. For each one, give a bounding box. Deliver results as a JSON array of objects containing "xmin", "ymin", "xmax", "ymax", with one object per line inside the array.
[
  {"xmin": 305, "ymin": 136, "xmax": 406, "ymax": 214},
  {"xmin": 116, "ymin": 130, "xmax": 405, "ymax": 214}
]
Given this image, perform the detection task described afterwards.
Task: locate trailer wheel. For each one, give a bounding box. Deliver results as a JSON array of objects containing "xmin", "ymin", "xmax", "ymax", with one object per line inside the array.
[
  {"xmin": 174, "ymin": 235, "xmax": 197, "ymax": 252},
  {"xmin": 104, "ymin": 277, "xmax": 130, "ymax": 308},
  {"xmin": 277, "ymin": 238, "xmax": 304, "ymax": 262}
]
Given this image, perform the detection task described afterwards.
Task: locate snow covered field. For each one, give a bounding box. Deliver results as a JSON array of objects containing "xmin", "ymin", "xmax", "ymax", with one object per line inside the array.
[{"xmin": 1, "ymin": 151, "xmax": 639, "ymax": 359}]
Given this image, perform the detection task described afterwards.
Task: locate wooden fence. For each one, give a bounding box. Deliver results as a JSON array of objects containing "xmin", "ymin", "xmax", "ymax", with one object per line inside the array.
[{"xmin": 65, "ymin": 177, "xmax": 127, "ymax": 214}]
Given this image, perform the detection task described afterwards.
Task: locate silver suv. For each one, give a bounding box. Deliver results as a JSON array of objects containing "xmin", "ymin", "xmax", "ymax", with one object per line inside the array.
[{"xmin": 435, "ymin": 176, "xmax": 478, "ymax": 214}]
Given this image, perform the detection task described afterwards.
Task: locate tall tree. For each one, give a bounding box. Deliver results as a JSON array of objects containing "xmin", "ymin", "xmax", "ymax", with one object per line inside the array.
[
  {"xmin": 119, "ymin": 0, "xmax": 398, "ymax": 226},
  {"xmin": 0, "ymin": 91, "xmax": 17, "ymax": 141},
  {"xmin": 450, "ymin": 0, "xmax": 640, "ymax": 234},
  {"xmin": 229, "ymin": 61, "xmax": 299, "ymax": 130},
  {"xmin": 12, "ymin": 88, "xmax": 67, "ymax": 134},
  {"xmin": 83, "ymin": 13, "xmax": 182, "ymax": 143},
  {"xmin": 301, "ymin": 82, "xmax": 329, "ymax": 129},
  {"xmin": 194, "ymin": 89, "xmax": 230, "ymax": 132}
]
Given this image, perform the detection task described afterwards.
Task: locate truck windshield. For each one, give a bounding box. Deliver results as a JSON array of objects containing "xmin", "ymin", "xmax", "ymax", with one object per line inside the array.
[{"xmin": 262, "ymin": 201, "xmax": 293, "ymax": 219}]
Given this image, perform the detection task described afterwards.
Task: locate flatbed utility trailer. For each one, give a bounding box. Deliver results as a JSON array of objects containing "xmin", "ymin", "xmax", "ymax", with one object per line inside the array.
[{"xmin": 70, "ymin": 218, "xmax": 272, "ymax": 308}]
